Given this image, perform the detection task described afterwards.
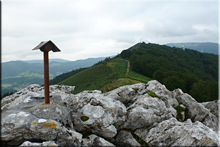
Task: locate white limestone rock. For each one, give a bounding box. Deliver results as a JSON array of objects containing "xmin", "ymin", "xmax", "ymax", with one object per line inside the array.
[
  {"xmin": 2, "ymin": 112, "xmax": 82, "ymax": 147},
  {"xmin": 115, "ymin": 130, "xmax": 141, "ymax": 146},
  {"xmin": 138, "ymin": 80, "xmax": 179, "ymax": 108},
  {"xmin": 27, "ymin": 103, "xmax": 73, "ymax": 129},
  {"xmin": 173, "ymin": 88, "xmax": 218, "ymax": 132},
  {"xmin": 119, "ymin": 93, "xmax": 177, "ymax": 130},
  {"xmin": 1, "ymin": 97, "xmax": 81, "ymax": 146},
  {"xmin": 104, "ymin": 83, "xmax": 145, "ymax": 103},
  {"xmin": 1, "ymin": 81, "xmax": 219, "ymax": 146},
  {"xmin": 1, "ymin": 84, "xmax": 75, "ymax": 111},
  {"xmin": 201, "ymin": 100, "xmax": 219, "ymax": 119},
  {"xmin": 65, "ymin": 90, "xmax": 127, "ymax": 138},
  {"xmin": 135, "ymin": 118, "xmax": 220, "ymax": 146},
  {"xmin": 19, "ymin": 141, "xmax": 58, "ymax": 146},
  {"xmin": 1, "ymin": 111, "xmax": 36, "ymax": 145},
  {"xmin": 82, "ymin": 134, "xmax": 115, "ymax": 146}
]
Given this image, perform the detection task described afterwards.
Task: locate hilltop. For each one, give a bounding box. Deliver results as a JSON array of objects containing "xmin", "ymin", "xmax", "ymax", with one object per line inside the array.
[
  {"xmin": 120, "ymin": 42, "xmax": 218, "ymax": 102},
  {"xmin": 56, "ymin": 42, "xmax": 218, "ymax": 102}
]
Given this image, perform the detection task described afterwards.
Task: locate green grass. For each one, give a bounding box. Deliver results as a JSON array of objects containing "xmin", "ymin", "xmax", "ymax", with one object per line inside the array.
[
  {"xmin": 148, "ymin": 91, "xmax": 158, "ymax": 97},
  {"xmin": 101, "ymin": 78, "xmax": 141, "ymax": 93},
  {"xmin": 175, "ymin": 105, "xmax": 186, "ymax": 121},
  {"xmin": 59, "ymin": 57, "xmax": 151, "ymax": 94},
  {"xmin": 108, "ymin": 58, "xmax": 128, "ymax": 77},
  {"xmin": 135, "ymin": 135, "xmax": 149, "ymax": 147},
  {"xmin": 59, "ymin": 64, "xmax": 117, "ymax": 94},
  {"xmin": 128, "ymin": 70, "xmax": 151, "ymax": 83}
]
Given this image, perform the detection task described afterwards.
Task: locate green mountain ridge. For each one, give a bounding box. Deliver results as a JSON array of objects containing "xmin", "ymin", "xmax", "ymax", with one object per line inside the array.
[
  {"xmin": 2, "ymin": 42, "xmax": 218, "ymax": 103},
  {"xmin": 58, "ymin": 42, "xmax": 218, "ymax": 102}
]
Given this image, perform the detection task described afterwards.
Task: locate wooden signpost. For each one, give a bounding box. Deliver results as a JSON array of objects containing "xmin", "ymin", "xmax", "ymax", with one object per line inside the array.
[{"xmin": 33, "ymin": 40, "xmax": 61, "ymax": 104}]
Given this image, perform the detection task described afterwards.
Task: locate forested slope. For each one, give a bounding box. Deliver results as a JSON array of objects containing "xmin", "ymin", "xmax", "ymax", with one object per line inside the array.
[{"xmin": 121, "ymin": 42, "xmax": 218, "ymax": 102}]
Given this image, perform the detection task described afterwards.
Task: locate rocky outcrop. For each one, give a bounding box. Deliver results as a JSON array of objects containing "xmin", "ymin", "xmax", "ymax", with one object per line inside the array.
[
  {"xmin": 119, "ymin": 93, "xmax": 177, "ymax": 130},
  {"xmin": 174, "ymin": 88, "xmax": 219, "ymax": 132},
  {"xmin": 1, "ymin": 81, "xmax": 219, "ymax": 146},
  {"xmin": 134, "ymin": 118, "xmax": 219, "ymax": 146},
  {"xmin": 64, "ymin": 90, "xmax": 127, "ymax": 139},
  {"xmin": 1, "ymin": 84, "xmax": 75, "ymax": 109},
  {"xmin": 20, "ymin": 141, "xmax": 58, "ymax": 146},
  {"xmin": 201, "ymin": 100, "xmax": 219, "ymax": 119}
]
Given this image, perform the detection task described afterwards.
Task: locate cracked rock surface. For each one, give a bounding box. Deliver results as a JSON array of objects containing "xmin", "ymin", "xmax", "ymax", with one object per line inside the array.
[{"xmin": 1, "ymin": 81, "xmax": 219, "ymax": 146}]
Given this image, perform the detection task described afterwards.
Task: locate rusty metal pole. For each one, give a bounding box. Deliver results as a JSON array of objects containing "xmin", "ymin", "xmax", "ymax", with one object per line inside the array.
[
  {"xmin": 44, "ymin": 51, "xmax": 50, "ymax": 104},
  {"xmin": 33, "ymin": 40, "xmax": 60, "ymax": 104}
]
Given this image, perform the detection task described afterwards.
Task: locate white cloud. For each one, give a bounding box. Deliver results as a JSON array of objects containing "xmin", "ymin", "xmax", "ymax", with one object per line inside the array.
[{"xmin": 2, "ymin": 0, "xmax": 218, "ymax": 62}]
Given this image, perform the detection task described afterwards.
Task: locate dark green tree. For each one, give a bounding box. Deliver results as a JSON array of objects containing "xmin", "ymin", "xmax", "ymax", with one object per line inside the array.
[{"xmin": 153, "ymin": 70, "xmax": 166, "ymax": 83}]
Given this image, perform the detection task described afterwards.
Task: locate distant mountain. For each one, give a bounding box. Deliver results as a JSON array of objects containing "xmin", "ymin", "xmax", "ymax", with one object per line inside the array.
[
  {"xmin": 165, "ymin": 42, "xmax": 219, "ymax": 55},
  {"xmin": 1, "ymin": 57, "xmax": 107, "ymax": 96},
  {"xmin": 22, "ymin": 58, "xmax": 70, "ymax": 63}
]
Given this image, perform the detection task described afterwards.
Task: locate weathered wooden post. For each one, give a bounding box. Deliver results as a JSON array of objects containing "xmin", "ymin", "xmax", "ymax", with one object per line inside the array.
[{"xmin": 33, "ymin": 40, "xmax": 61, "ymax": 104}]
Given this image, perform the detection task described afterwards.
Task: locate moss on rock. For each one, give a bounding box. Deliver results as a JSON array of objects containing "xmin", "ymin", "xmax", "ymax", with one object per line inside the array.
[
  {"xmin": 148, "ymin": 91, "xmax": 158, "ymax": 98},
  {"xmin": 81, "ymin": 116, "xmax": 89, "ymax": 121}
]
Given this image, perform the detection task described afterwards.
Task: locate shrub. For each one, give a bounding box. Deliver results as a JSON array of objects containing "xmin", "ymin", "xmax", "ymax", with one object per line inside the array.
[{"xmin": 175, "ymin": 105, "xmax": 186, "ymax": 121}]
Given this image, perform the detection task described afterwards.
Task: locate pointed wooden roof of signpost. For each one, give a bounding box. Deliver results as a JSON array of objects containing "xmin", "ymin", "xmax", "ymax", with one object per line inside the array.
[{"xmin": 33, "ymin": 40, "xmax": 61, "ymax": 52}]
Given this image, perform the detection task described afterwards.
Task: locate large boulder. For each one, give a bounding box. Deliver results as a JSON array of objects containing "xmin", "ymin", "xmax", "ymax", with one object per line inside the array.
[
  {"xmin": 1, "ymin": 110, "xmax": 82, "ymax": 146},
  {"xmin": 134, "ymin": 118, "xmax": 220, "ymax": 146},
  {"xmin": 64, "ymin": 90, "xmax": 127, "ymax": 138},
  {"xmin": 173, "ymin": 88, "xmax": 219, "ymax": 132},
  {"xmin": 19, "ymin": 141, "xmax": 58, "ymax": 146},
  {"xmin": 119, "ymin": 93, "xmax": 177, "ymax": 130},
  {"xmin": 104, "ymin": 83, "xmax": 145, "ymax": 103},
  {"xmin": 1, "ymin": 85, "xmax": 80, "ymax": 146},
  {"xmin": 138, "ymin": 80, "xmax": 179, "ymax": 108}
]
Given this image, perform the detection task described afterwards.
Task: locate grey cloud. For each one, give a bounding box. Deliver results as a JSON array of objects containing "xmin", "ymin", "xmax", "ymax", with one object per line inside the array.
[{"xmin": 2, "ymin": 0, "xmax": 218, "ymax": 62}]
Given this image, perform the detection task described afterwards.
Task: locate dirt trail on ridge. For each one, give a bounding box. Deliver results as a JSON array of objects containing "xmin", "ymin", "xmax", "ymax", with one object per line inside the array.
[{"xmin": 127, "ymin": 61, "xmax": 130, "ymax": 73}]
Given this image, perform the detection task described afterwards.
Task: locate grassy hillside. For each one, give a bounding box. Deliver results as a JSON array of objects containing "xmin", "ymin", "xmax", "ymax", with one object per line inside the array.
[
  {"xmin": 1, "ymin": 57, "xmax": 106, "ymax": 96},
  {"xmin": 59, "ymin": 57, "xmax": 151, "ymax": 94},
  {"xmin": 49, "ymin": 68, "xmax": 88, "ymax": 85}
]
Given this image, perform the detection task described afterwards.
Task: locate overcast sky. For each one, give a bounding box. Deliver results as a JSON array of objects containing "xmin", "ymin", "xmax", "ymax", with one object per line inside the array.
[{"xmin": 2, "ymin": 0, "xmax": 219, "ymax": 62}]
